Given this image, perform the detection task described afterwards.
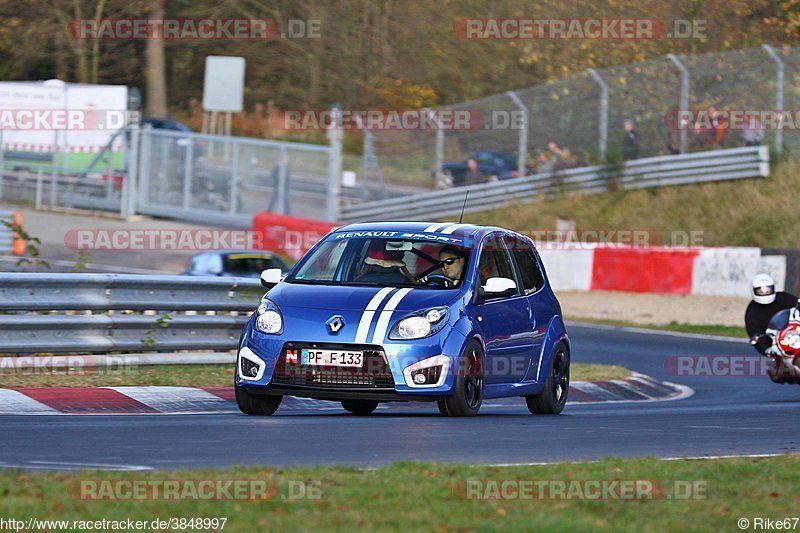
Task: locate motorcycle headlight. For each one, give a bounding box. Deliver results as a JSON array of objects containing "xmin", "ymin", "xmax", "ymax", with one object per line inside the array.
[
  {"xmin": 389, "ymin": 307, "xmax": 449, "ymax": 340},
  {"xmin": 254, "ymin": 300, "xmax": 283, "ymax": 335}
]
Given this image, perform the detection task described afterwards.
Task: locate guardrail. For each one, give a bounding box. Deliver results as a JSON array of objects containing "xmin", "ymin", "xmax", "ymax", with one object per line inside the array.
[
  {"xmin": 0, "ymin": 274, "xmax": 264, "ymax": 354},
  {"xmin": 341, "ymin": 145, "xmax": 770, "ymax": 222}
]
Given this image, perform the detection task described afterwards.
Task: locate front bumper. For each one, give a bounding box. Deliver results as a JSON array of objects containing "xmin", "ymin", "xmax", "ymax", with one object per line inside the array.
[{"xmin": 235, "ymin": 325, "xmax": 461, "ymax": 398}]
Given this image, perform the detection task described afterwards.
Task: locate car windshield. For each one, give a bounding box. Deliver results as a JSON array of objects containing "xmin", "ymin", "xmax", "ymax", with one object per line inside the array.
[
  {"xmin": 222, "ymin": 254, "xmax": 283, "ymax": 277},
  {"xmin": 288, "ymin": 237, "xmax": 471, "ymax": 289}
]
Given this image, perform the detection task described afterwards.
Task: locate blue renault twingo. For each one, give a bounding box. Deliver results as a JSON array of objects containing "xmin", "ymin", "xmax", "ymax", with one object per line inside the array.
[{"xmin": 235, "ymin": 222, "xmax": 569, "ymax": 417}]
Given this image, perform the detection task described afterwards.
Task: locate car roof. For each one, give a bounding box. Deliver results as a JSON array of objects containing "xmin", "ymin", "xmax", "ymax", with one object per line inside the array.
[{"xmin": 334, "ymin": 222, "xmax": 526, "ymax": 242}]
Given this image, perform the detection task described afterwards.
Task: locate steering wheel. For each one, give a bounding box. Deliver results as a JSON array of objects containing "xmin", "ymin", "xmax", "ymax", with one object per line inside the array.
[{"xmin": 423, "ymin": 274, "xmax": 455, "ymax": 288}]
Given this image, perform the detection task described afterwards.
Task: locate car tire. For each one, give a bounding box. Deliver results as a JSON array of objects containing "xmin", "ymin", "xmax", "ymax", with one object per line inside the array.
[
  {"xmin": 341, "ymin": 399, "xmax": 379, "ymax": 415},
  {"xmin": 526, "ymin": 342, "xmax": 569, "ymax": 415},
  {"xmin": 440, "ymin": 339, "xmax": 484, "ymax": 417},
  {"xmin": 235, "ymin": 386, "xmax": 282, "ymax": 415}
]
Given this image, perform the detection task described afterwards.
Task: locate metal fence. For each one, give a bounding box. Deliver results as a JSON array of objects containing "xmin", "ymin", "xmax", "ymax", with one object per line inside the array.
[
  {"xmin": 0, "ymin": 273, "xmax": 263, "ymax": 354},
  {"xmin": 0, "ymin": 45, "xmax": 797, "ymax": 223},
  {"xmin": 342, "ymin": 145, "xmax": 770, "ymax": 222},
  {"xmin": 367, "ymin": 45, "xmax": 799, "ymax": 191}
]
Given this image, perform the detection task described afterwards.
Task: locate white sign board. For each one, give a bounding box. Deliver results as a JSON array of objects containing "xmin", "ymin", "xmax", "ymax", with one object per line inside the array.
[{"xmin": 202, "ymin": 56, "xmax": 245, "ymax": 112}]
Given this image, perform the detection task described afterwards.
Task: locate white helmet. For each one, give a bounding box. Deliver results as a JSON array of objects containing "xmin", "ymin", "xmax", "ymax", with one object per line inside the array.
[{"xmin": 751, "ymin": 273, "xmax": 776, "ymax": 305}]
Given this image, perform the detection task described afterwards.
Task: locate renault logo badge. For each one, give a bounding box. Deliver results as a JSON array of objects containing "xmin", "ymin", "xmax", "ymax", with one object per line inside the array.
[{"xmin": 327, "ymin": 315, "xmax": 345, "ymax": 334}]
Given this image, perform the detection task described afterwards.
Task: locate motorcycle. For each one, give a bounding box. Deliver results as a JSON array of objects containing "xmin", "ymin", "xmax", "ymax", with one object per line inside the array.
[{"xmin": 756, "ymin": 305, "xmax": 800, "ymax": 384}]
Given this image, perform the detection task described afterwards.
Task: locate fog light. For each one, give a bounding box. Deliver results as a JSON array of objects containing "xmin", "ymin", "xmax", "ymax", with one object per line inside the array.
[
  {"xmin": 240, "ymin": 357, "xmax": 260, "ymax": 378},
  {"xmin": 413, "ymin": 372, "xmax": 427, "ymax": 384}
]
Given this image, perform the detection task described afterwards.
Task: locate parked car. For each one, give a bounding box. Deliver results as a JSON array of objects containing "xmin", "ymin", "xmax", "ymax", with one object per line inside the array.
[
  {"xmin": 439, "ymin": 151, "xmax": 519, "ymax": 187},
  {"xmin": 183, "ymin": 251, "xmax": 289, "ymax": 278},
  {"xmin": 234, "ymin": 221, "xmax": 570, "ymax": 417}
]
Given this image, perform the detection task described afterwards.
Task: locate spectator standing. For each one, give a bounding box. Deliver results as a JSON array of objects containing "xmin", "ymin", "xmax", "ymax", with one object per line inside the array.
[
  {"xmin": 463, "ymin": 158, "xmax": 486, "ymax": 186},
  {"xmin": 622, "ymin": 119, "xmax": 639, "ymax": 160},
  {"xmin": 742, "ymin": 114, "xmax": 764, "ymax": 147}
]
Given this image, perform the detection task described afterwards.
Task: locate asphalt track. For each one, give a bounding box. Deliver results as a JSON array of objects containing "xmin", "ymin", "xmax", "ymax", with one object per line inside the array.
[{"xmin": 2, "ymin": 323, "xmax": 799, "ymax": 471}]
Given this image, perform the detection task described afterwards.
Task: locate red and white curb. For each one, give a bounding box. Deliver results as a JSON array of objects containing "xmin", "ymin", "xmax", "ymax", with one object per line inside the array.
[{"xmin": 0, "ymin": 374, "xmax": 691, "ymax": 415}]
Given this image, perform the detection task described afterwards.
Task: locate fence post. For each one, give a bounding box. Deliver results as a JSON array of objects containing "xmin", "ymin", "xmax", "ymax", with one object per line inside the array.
[
  {"xmin": 229, "ymin": 137, "xmax": 240, "ymax": 214},
  {"xmin": 139, "ymin": 125, "xmax": 152, "ymax": 208},
  {"xmin": 50, "ymin": 131, "xmax": 58, "ymax": 207},
  {"xmin": 506, "ymin": 91, "xmax": 529, "ymax": 177},
  {"xmin": 426, "ymin": 109, "xmax": 445, "ymax": 188},
  {"xmin": 276, "ymin": 145, "xmax": 288, "ymax": 215},
  {"xmin": 122, "ymin": 127, "xmax": 139, "ymax": 218},
  {"xmin": 667, "ymin": 54, "xmax": 690, "ymax": 154},
  {"xmin": 762, "ymin": 44, "xmax": 784, "ymax": 157},
  {"xmin": 182, "ymin": 138, "xmax": 194, "ymax": 210},
  {"xmin": 586, "ymin": 69, "xmax": 608, "ymax": 162},
  {"xmin": 325, "ymin": 106, "xmax": 342, "ymax": 221}
]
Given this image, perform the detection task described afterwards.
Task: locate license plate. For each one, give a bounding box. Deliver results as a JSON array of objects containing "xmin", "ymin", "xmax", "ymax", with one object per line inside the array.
[{"xmin": 301, "ymin": 349, "xmax": 363, "ymax": 368}]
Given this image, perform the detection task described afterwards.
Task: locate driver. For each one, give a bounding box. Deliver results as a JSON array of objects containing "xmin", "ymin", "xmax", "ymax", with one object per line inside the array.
[
  {"xmin": 745, "ymin": 273, "xmax": 798, "ymax": 355},
  {"xmin": 437, "ymin": 245, "xmax": 466, "ymax": 286}
]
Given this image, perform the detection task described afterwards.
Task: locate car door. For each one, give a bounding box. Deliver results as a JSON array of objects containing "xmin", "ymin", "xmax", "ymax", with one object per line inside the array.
[
  {"xmin": 507, "ymin": 236, "xmax": 549, "ymax": 382},
  {"xmin": 474, "ymin": 234, "xmax": 537, "ymax": 385}
]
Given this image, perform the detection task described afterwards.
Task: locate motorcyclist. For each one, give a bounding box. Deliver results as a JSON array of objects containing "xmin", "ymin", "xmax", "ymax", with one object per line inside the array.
[{"xmin": 745, "ymin": 273, "xmax": 798, "ymax": 355}]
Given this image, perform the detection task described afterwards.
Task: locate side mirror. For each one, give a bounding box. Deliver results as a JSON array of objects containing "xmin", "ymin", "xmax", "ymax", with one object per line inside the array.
[
  {"xmin": 260, "ymin": 268, "xmax": 283, "ymax": 288},
  {"xmin": 482, "ymin": 277, "xmax": 517, "ymax": 299}
]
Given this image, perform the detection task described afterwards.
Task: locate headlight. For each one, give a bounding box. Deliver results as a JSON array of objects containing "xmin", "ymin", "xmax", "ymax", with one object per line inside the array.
[
  {"xmin": 254, "ymin": 300, "xmax": 283, "ymax": 334},
  {"xmin": 389, "ymin": 307, "xmax": 448, "ymax": 340}
]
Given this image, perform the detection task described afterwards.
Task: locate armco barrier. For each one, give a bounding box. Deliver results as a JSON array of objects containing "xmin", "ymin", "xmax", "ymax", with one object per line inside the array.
[
  {"xmin": 540, "ymin": 244, "xmax": 787, "ymax": 297},
  {"xmin": 591, "ymin": 248, "xmax": 699, "ymax": 294},
  {"xmin": 340, "ymin": 146, "xmax": 770, "ymax": 222},
  {"xmin": 252, "ymin": 212, "xmax": 337, "ymax": 261},
  {"xmin": 0, "ymin": 273, "xmax": 263, "ymax": 354}
]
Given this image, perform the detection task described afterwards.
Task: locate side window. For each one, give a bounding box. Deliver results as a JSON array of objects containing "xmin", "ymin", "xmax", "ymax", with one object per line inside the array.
[
  {"xmin": 510, "ymin": 237, "xmax": 545, "ymax": 294},
  {"xmin": 477, "ymin": 236, "xmax": 517, "ymax": 291}
]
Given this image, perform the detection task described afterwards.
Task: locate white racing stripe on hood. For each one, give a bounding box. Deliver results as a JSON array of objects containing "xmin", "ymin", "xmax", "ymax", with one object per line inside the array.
[
  {"xmin": 441, "ymin": 223, "xmax": 467, "ymax": 234},
  {"xmin": 371, "ymin": 288, "xmax": 414, "ymax": 344},
  {"xmin": 354, "ymin": 287, "xmax": 396, "ymax": 343},
  {"xmin": 423, "ymin": 222, "xmax": 449, "ymax": 233}
]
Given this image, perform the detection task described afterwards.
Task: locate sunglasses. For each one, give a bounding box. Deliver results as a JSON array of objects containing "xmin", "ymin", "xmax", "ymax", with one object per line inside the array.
[{"xmin": 441, "ymin": 257, "xmax": 462, "ymax": 266}]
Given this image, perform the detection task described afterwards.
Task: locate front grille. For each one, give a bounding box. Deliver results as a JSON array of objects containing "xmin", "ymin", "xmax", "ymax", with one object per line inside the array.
[{"xmin": 273, "ymin": 343, "xmax": 394, "ymax": 389}]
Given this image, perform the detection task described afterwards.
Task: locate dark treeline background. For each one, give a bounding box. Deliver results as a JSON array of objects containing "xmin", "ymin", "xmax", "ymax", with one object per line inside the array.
[{"xmin": 0, "ymin": 0, "xmax": 797, "ymax": 133}]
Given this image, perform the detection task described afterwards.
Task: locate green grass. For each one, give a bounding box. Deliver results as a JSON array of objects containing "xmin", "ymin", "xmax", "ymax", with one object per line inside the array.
[
  {"xmin": 0, "ymin": 364, "xmax": 236, "ymax": 389},
  {"xmin": 572, "ymin": 318, "xmax": 745, "ymax": 338},
  {"xmin": 570, "ymin": 363, "xmax": 631, "ymax": 381},
  {"xmin": 468, "ymin": 156, "xmax": 800, "ymax": 249},
  {"xmin": 2, "ymin": 455, "xmax": 798, "ymax": 531},
  {"xmin": 0, "ymin": 363, "xmax": 626, "ymax": 388}
]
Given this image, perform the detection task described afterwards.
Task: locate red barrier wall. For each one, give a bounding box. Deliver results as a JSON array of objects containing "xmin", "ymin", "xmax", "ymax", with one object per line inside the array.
[
  {"xmin": 590, "ymin": 247, "xmax": 700, "ymax": 294},
  {"xmin": 252, "ymin": 212, "xmax": 338, "ymax": 261}
]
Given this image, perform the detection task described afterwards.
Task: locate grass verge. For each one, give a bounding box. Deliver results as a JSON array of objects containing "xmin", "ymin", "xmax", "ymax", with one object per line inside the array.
[
  {"xmin": 0, "ymin": 363, "xmax": 629, "ymax": 388},
  {"xmin": 468, "ymin": 157, "xmax": 800, "ymax": 249},
  {"xmin": 572, "ymin": 318, "xmax": 745, "ymax": 338},
  {"xmin": 1, "ymin": 455, "xmax": 798, "ymax": 531}
]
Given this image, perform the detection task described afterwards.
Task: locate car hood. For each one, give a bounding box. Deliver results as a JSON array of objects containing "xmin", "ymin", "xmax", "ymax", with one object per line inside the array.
[{"xmin": 267, "ymin": 282, "xmax": 462, "ymax": 312}]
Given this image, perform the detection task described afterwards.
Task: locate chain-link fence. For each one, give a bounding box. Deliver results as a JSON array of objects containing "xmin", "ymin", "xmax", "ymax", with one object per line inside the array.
[
  {"xmin": 365, "ymin": 45, "xmax": 800, "ymax": 191},
  {"xmin": 0, "ymin": 126, "xmax": 341, "ymax": 224}
]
